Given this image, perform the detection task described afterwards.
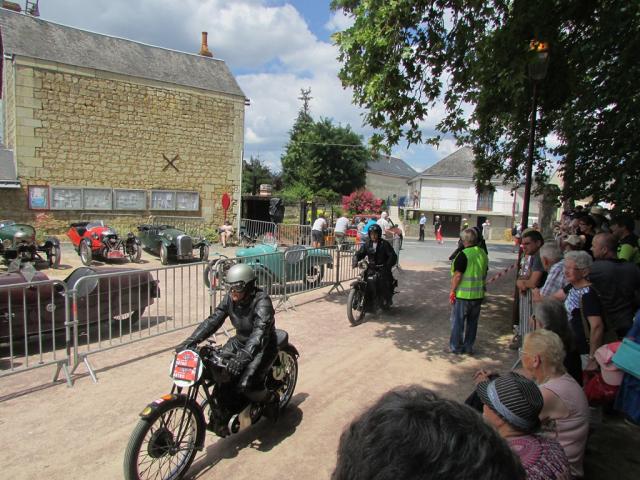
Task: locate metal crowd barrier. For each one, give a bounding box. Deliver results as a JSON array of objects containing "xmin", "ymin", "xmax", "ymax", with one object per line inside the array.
[
  {"xmin": 0, "ymin": 278, "xmax": 73, "ymax": 384},
  {"xmin": 68, "ymin": 261, "xmax": 219, "ymax": 382},
  {"xmin": 1, "ymin": 244, "xmax": 363, "ymax": 387}
]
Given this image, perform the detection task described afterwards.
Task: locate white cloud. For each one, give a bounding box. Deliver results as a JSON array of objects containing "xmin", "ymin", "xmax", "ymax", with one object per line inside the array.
[{"xmin": 325, "ymin": 10, "xmax": 354, "ymax": 32}]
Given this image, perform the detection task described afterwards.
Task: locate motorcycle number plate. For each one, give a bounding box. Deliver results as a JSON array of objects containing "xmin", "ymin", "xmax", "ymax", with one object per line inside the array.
[
  {"xmin": 170, "ymin": 350, "xmax": 203, "ymax": 387},
  {"xmin": 107, "ymin": 251, "xmax": 124, "ymax": 259}
]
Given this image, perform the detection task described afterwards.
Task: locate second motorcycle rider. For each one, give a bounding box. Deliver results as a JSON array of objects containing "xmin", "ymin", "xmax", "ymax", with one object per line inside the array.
[{"xmin": 352, "ymin": 223, "xmax": 398, "ymax": 309}]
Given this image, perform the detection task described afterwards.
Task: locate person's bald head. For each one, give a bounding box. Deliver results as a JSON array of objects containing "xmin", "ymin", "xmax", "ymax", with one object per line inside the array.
[{"xmin": 593, "ymin": 233, "xmax": 618, "ymax": 259}]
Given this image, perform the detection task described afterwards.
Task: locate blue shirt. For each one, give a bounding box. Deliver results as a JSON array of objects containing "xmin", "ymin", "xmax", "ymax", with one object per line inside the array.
[
  {"xmin": 419, "ymin": 215, "xmax": 427, "ymax": 225},
  {"xmin": 362, "ymin": 219, "xmax": 377, "ymax": 234}
]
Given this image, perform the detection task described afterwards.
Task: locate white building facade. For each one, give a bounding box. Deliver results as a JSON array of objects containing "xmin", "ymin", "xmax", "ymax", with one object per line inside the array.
[{"xmin": 406, "ymin": 147, "xmax": 540, "ymax": 240}]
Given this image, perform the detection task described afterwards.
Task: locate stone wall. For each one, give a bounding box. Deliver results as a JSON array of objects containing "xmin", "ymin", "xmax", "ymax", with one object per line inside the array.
[{"xmin": 0, "ymin": 57, "xmax": 244, "ymax": 235}]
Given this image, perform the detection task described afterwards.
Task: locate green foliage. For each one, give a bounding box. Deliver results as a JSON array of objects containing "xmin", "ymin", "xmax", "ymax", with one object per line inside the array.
[
  {"xmin": 279, "ymin": 182, "xmax": 315, "ymax": 203},
  {"xmin": 281, "ymin": 89, "xmax": 370, "ymax": 197},
  {"xmin": 243, "ymin": 156, "xmax": 276, "ymax": 195},
  {"xmin": 332, "ymin": 0, "xmax": 640, "ymax": 213},
  {"xmin": 201, "ymin": 227, "xmax": 220, "ymax": 244}
]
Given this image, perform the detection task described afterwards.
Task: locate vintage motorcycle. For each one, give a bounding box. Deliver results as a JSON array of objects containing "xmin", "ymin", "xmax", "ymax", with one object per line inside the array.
[
  {"xmin": 123, "ymin": 332, "xmax": 299, "ymax": 480},
  {"xmin": 347, "ymin": 257, "xmax": 397, "ymax": 326}
]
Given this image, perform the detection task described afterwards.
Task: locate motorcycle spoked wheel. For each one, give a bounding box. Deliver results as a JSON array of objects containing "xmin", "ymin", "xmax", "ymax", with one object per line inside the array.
[
  {"xmin": 123, "ymin": 398, "xmax": 204, "ymax": 480},
  {"xmin": 271, "ymin": 349, "xmax": 298, "ymax": 410},
  {"xmin": 129, "ymin": 242, "xmax": 142, "ymax": 263},
  {"xmin": 347, "ymin": 288, "xmax": 366, "ymax": 326}
]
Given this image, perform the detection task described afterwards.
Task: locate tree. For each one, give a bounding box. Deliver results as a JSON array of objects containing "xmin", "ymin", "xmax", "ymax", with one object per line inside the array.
[
  {"xmin": 242, "ymin": 156, "xmax": 274, "ymax": 195},
  {"xmin": 281, "ymin": 89, "xmax": 370, "ymax": 197},
  {"xmin": 332, "ymin": 1, "xmax": 640, "ymax": 213}
]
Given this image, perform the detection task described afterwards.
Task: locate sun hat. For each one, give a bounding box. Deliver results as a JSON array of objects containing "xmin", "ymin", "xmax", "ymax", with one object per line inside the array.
[{"xmin": 477, "ymin": 372, "xmax": 543, "ymax": 433}]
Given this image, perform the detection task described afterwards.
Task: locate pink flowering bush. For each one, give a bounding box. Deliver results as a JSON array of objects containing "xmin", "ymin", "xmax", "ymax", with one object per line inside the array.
[{"xmin": 342, "ymin": 190, "xmax": 384, "ymax": 214}]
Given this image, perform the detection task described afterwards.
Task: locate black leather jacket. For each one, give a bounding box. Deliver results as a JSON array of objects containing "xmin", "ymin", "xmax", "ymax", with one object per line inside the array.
[
  {"xmin": 353, "ymin": 238, "xmax": 397, "ymax": 271},
  {"xmin": 183, "ymin": 288, "xmax": 275, "ymax": 357}
]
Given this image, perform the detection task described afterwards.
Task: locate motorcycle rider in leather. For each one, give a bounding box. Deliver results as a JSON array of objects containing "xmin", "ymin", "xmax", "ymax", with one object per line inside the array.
[
  {"xmin": 352, "ymin": 223, "xmax": 398, "ymax": 309},
  {"xmin": 176, "ymin": 263, "xmax": 280, "ymax": 419}
]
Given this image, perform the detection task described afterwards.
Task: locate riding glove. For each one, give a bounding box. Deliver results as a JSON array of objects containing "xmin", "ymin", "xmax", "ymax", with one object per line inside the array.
[{"xmin": 227, "ymin": 349, "xmax": 252, "ymax": 376}]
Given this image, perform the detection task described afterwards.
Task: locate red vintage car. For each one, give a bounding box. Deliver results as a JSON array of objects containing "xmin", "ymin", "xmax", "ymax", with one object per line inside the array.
[
  {"xmin": 0, "ymin": 264, "xmax": 159, "ymax": 344},
  {"xmin": 67, "ymin": 220, "xmax": 142, "ymax": 266}
]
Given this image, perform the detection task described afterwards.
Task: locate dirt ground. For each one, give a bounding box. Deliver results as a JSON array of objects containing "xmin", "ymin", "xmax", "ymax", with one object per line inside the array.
[{"xmin": 0, "ymin": 256, "xmax": 638, "ymax": 479}]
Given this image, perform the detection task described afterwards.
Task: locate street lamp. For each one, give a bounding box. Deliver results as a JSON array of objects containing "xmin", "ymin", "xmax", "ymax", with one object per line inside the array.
[{"xmin": 520, "ymin": 40, "xmax": 549, "ymax": 231}]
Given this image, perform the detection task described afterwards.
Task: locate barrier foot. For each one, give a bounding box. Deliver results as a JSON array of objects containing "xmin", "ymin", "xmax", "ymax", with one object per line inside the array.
[
  {"xmin": 70, "ymin": 354, "xmax": 99, "ymax": 384},
  {"xmin": 275, "ymin": 295, "xmax": 296, "ymax": 312},
  {"xmin": 53, "ymin": 361, "xmax": 73, "ymax": 388},
  {"xmin": 328, "ymin": 282, "xmax": 345, "ymax": 295}
]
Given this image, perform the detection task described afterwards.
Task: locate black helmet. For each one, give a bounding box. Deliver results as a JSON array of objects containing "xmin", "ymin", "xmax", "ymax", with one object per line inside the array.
[
  {"xmin": 368, "ymin": 224, "xmax": 382, "ymax": 238},
  {"xmin": 225, "ymin": 263, "xmax": 256, "ymax": 292}
]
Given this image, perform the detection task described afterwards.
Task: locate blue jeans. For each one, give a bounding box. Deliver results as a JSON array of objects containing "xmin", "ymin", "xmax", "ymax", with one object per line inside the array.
[{"xmin": 449, "ymin": 298, "xmax": 483, "ymax": 353}]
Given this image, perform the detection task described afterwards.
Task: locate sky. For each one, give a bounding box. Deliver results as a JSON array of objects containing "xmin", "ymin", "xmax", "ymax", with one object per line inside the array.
[{"xmin": 36, "ymin": 0, "xmax": 461, "ymax": 174}]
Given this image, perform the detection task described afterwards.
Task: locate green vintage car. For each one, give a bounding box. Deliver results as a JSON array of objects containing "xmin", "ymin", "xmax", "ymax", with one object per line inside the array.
[
  {"xmin": 0, "ymin": 220, "xmax": 61, "ymax": 268},
  {"xmin": 234, "ymin": 240, "xmax": 334, "ymax": 291},
  {"xmin": 137, "ymin": 224, "xmax": 210, "ymax": 265}
]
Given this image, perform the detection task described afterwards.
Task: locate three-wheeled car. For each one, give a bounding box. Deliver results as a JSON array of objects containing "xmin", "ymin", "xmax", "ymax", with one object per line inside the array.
[
  {"xmin": 0, "ymin": 263, "xmax": 159, "ymax": 345},
  {"xmin": 0, "ymin": 220, "xmax": 61, "ymax": 268},
  {"xmin": 67, "ymin": 220, "xmax": 141, "ymax": 266},
  {"xmin": 234, "ymin": 239, "xmax": 333, "ymax": 291},
  {"xmin": 137, "ymin": 224, "xmax": 209, "ymax": 265}
]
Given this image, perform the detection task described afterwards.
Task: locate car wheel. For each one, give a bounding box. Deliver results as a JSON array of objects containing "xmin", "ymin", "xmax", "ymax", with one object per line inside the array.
[
  {"xmin": 79, "ymin": 241, "xmax": 92, "ymax": 266},
  {"xmin": 305, "ymin": 264, "xmax": 324, "ymax": 287},
  {"xmin": 159, "ymin": 243, "xmax": 169, "ymax": 265},
  {"xmin": 129, "ymin": 242, "xmax": 142, "ymax": 263},
  {"xmin": 48, "ymin": 244, "xmax": 61, "ymax": 268},
  {"xmin": 199, "ymin": 245, "xmax": 209, "ymax": 262}
]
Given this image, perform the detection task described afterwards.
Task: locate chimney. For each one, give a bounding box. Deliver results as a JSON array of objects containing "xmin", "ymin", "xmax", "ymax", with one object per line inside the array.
[{"xmin": 199, "ymin": 32, "xmax": 213, "ymax": 57}]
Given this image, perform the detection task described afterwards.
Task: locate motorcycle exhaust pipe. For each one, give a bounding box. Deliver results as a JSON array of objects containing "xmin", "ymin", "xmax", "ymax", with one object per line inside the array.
[{"xmin": 227, "ymin": 405, "xmax": 253, "ymax": 434}]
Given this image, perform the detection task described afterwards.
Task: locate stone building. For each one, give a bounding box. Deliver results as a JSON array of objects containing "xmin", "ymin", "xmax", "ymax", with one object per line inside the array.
[
  {"xmin": 0, "ymin": 9, "xmax": 245, "ymax": 233},
  {"xmin": 365, "ymin": 154, "xmax": 416, "ymax": 204}
]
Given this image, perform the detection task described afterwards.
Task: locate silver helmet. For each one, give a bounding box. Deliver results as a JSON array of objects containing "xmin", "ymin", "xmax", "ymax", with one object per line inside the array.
[{"xmin": 225, "ymin": 263, "xmax": 256, "ymax": 292}]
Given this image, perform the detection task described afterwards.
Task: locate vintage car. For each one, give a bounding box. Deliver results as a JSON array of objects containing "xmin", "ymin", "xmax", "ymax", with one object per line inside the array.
[
  {"xmin": 137, "ymin": 224, "xmax": 210, "ymax": 265},
  {"xmin": 0, "ymin": 220, "xmax": 61, "ymax": 268},
  {"xmin": 233, "ymin": 239, "xmax": 333, "ymax": 291},
  {"xmin": 67, "ymin": 220, "xmax": 141, "ymax": 266},
  {"xmin": 0, "ymin": 263, "xmax": 159, "ymax": 344}
]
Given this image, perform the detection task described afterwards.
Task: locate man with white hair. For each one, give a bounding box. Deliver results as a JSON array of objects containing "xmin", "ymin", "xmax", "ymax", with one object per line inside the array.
[{"xmin": 533, "ymin": 243, "xmax": 566, "ymax": 302}]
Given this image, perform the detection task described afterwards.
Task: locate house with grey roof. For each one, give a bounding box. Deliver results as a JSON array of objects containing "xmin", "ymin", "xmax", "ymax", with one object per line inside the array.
[
  {"xmin": 407, "ymin": 146, "xmax": 541, "ymax": 239},
  {"xmin": 0, "ymin": 7, "xmax": 245, "ymax": 231},
  {"xmin": 365, "ymin": 154, "xmax": 416, "ymax": 204}
]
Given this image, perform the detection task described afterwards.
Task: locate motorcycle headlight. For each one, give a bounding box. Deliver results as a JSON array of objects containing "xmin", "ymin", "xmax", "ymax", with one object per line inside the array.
[
  {"xmin": 2, "ymin": 238, "xmax": 11, "ymax": 249},
  {"xmin": 358, "ymin": 260, "xmax": 367, "ymax": 269}
]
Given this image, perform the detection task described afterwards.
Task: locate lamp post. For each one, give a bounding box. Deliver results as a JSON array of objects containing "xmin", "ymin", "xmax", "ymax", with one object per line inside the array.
[{"xmin": 521, "ymin": 40, "xmax": 550, "ymax": 231}]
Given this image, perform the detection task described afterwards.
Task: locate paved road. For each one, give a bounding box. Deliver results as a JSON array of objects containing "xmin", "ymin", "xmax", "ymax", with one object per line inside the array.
[{"xmin": 1, "ymin": 240, "xmax": 638, "ymax": 480}]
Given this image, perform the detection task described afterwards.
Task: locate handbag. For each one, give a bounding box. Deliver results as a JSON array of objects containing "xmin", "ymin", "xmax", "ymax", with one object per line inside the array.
[
  {"xmin": 612, "ymin": 337, "xmax": 640, "ymax": 379},
  {"xmin": 583, "ymin": 370, "xmax": 619, "ymax": 405}
]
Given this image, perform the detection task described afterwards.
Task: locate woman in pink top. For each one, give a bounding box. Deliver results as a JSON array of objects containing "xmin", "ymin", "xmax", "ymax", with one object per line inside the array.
[{"xmin": 522, "ymin": 330, "xmax": 590, "ymax": 478}]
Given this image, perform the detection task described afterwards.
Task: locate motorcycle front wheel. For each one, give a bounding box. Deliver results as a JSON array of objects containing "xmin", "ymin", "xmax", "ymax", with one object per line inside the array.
[
  {"xmin": 347, "ymin": 288, "xmax": 366, "ymax": 326},
  {"xmin": 124, "ymin": 398, "xmax": 204, "ymax": 480}
]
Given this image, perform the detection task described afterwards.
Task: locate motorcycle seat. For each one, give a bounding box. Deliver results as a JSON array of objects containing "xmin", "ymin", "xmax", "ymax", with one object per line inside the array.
[{"xmin": 275, "ymin": 329, "xmax": 288, "ymax": 348}]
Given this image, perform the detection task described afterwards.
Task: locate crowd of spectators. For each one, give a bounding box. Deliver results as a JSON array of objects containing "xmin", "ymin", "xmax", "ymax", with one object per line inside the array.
[{"xmin": 331, "ymin": 206, "xmax": 639, "ymax": 479}]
